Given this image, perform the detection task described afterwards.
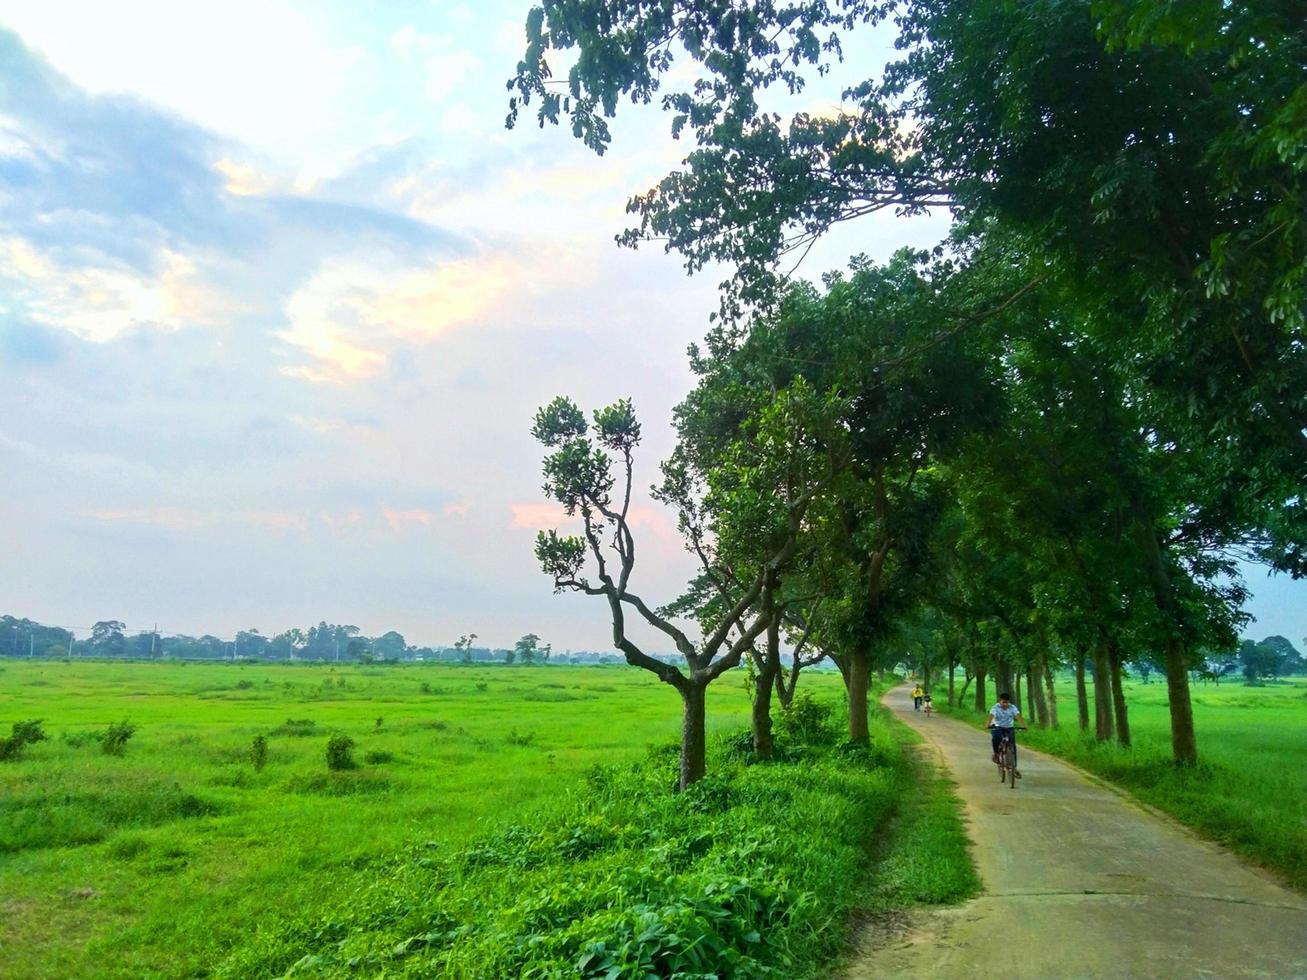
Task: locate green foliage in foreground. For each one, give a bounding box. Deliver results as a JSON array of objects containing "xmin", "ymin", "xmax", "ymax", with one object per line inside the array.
[
  {"xmin": 0, "ymin": 719, "xmax": 46, "ymax": 761},
  {"xmin": 940, "ymin": 677, "xmax": 1307, "ymax": 890},
  {"xmin": 221, "ymin": 721, "xmax": 907, "ymax": 978}
]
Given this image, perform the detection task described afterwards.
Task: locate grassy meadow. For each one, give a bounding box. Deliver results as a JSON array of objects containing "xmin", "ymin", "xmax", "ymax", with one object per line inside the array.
[
  {"xmin": 0, "ymin": 659, "xmax": 868, "ymax": 978},
  {"xmin": 937, "ymin": 674, "xmax": 1307, "ymax": 890}
]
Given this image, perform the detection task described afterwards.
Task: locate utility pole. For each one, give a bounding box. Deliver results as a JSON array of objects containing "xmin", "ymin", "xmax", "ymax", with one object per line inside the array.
[
  {"xmin": 29, "ymin": 631, "xmax": 34, "ymax": 658},
  {"xmin": 150, "ymin": 625, "xmax": 157, "ymax": 659}
]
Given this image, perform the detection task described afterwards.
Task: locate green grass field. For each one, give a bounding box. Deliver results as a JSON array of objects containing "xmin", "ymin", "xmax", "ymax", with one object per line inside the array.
[
  {"xmin": 1, "ymin": 659, "xmax": 862, "ymax": 978},
  {"xmin": 937, "ymin": 675, "xmax": 1307, "ymax": 890}
]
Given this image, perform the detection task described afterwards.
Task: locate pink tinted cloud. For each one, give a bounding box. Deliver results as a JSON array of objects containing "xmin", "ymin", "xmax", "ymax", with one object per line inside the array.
[
  {"xmin": 383, "ymin": 507, "xmax": 436, "ymax": 530},
  {"xmin": 319, "ymin": 508, "xmax": 364, "ymax": 534},
  {"xmin": 510, "ymin": 501, "xmax": 571, "ymax": 529}
]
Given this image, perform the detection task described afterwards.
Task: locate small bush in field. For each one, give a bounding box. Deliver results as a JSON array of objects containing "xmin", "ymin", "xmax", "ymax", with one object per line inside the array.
[
  {"xmin": 251, "ymin": 734, "xmax": 269, "ymax": 771},
  {"xmin": 326, "ymin": 734, "xmax": 356, "ymax": 771},
  {"xmin": 235, "ymin": 679, "xmax": 255, "ymax": 690},
  {"xmin": 0, "ymin": 719, "xmax": 46, "ymax": 761},
  {"xmin": 101, "ymin": 720, "xmax": 137, "ymax": 756},
  {"xmin": 270, "ymin": 718, "xmax": 316, "ymax": 737},
  {"xmin": 363, "ymin": 749, "xmax": 394, "ymax": 765}
]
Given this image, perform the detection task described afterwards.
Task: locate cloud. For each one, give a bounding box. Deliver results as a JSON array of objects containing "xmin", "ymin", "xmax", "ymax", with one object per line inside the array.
[
  {"xmin": 0, "ymin": 237, "xmax": 229, "ymax": 342},
  {"xmin": 0, "ymin": 29, "xmax": 467, "ymax": 350},
  {"xmin": 383, "ymin": 507, "xmax": 436, "ymax": 529},
  {"xmin": 278, "ymin": 251, "xmax": 516, "ymax": 383},
  {"xmin": 511, "ymin": 502, "xmax": 572, "ymax": 529}
]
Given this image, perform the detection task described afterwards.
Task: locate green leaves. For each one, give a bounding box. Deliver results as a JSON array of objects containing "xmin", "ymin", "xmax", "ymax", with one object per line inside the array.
[
  {"xmin": 531, "ymin": 395, "xmax": 588, "ymax": 447},
  {"xmin": 535, "ymin": 530, "xmax": 587, "ymax": 589}
]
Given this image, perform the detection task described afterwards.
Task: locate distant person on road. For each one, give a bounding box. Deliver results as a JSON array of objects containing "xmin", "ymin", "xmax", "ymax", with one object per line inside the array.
[
  {"xmin": 912, "ymin": 684, "xmax": 924, "ymax": 711},
  {"xmin": 923, "ymin": 692, "xmax": 933, "ymax": 716},
  {"xmin": 986, "ymin": 692, "xmax": 1023, "ymax": 777}
]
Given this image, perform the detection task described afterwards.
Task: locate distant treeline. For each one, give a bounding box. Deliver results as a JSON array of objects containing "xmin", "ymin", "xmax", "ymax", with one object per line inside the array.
[{"xmin": 0, "ymin": 614, "xmax": 681, "ymax": 666}]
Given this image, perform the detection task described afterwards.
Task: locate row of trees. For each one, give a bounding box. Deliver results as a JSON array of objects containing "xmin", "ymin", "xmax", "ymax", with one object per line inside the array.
[
  {"xmin": 0, "ymin": 616, "xmax": 573, "ymax": 666},
  {"xmin": 517, "ymin": 0, "xmax": 1304, "ymax": 786}
]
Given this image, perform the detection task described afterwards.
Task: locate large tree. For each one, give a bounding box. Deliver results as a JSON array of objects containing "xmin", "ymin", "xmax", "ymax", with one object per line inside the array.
[{"xmin": 531, "ymin": 393, "xmax": 835, "ymax": 787}]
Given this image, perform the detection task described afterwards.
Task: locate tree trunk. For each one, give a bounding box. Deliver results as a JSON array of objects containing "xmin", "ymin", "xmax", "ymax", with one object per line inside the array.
[
  {"xmin": 1161, "ymin": 636, "xmax": 1198, "ymax": 765},
  {"xmin": 1075, "ymin": 652, "xmax": 1090, "ymax": 733},
  {"xmin": 847, "ymin": 644, "xmax": 870, "ymax": 742},
  {"xmin": 947, "ymin": 653, "xmax": 956, "ymax": 706},
  {"xmin": 1029, "ymin": 664, "xmax": 1048, "ymax": 728},
  {"xmin": 995, "ymin": 658, "xmax": 1013, "ymax": 699},
  {"xmin": 974, "ymin": 662, "xmax": 987, "ymax": 713},
  {"xmin": 1130, "ymin": 490, "xmax": 1198, "ymax": 765},
  {"xmin": 752, "ymin": 661, "xmax": 777, "ymax": 760},
  {"xmin": 1014, "ymin": 671, "xmax": 1023, "ymax": 712},
  {"xmin": 1041, "ymin": 653, "xmax": 1059, "ymax": 730},
  {"xmin": 679, "ymin": 681, "xmax": 707, "ymax": 790},
  {"xmin": 752, "ymin": 623, "xmax": 780, "ymax": 759},
  {"xmin": 1109, "ymin": 646, "xmax": 1131, "ymax": 748},
  {"xmin": 1092, "ymin": 642, "xmax": 1115, "ymax": 742}
]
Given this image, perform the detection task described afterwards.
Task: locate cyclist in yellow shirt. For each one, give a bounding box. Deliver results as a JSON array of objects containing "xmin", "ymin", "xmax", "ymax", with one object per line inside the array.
[{"xmin": 912, "ymin": 684, "xmax": 924, "ymax": 711}]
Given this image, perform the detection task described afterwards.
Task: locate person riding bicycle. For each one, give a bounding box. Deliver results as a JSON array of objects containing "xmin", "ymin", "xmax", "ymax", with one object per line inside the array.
[
  {"xmin": 986, "ymin": 692, "xmax": 1023, "ymax": 778},
  {"xmin": 912, "ymin": 683, "xmax": 924, "ymax": 711},
  {"xmin": 922, "ymin": 692, "xmax": 933, "ymax": 715}
]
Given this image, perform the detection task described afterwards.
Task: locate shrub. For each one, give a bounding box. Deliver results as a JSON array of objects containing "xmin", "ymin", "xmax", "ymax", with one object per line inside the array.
[
  {"xmin": 60, "ymin": 730, "xmax": 100, "ymax": 749},
  {"xmin": 0, "ymin": 719, "xmax": 46, "ymax": 761},
  {"xmin": 363, "ymin": 750, "xmax": 394, "ymax": 765},
  {"xmin": 235, "ymin": 679, "xmax": 255, "ymax": 690},
  {"xmin": 270, "ymin": 719, "xmax": 317, "ymax": 737},
  {"xmin": 101, "ymin": 720, "xmax": 137, "ymax": 756},
  {"xmin": 326, "ymin": 734, "xmax": 356, "ymax": 771},
  {"xmin": 776, "ymin": 691, "xmax": 836, "ymax": 746},
  {"xmin": 475, "ymin": 682, "xmax": 488, "ymax": 692},
  {"xmin": 505, "ymin": 729, "xmax": 536, "ymax": 747},
  {"xmin": 250, "ymin": 734, "xmax": 269, "ymax": 771}
]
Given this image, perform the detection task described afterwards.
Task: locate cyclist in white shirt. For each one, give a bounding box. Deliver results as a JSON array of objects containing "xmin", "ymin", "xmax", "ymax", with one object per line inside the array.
[{"xmin": 986, "ymin": 692, "xmax": 1023, "ymax": 776}]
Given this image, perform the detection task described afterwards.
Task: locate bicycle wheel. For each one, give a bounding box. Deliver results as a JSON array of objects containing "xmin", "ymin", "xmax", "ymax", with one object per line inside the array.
[{"xmin": 1003, "ymin": 741, "xmax": 1017, "ymax": 789}]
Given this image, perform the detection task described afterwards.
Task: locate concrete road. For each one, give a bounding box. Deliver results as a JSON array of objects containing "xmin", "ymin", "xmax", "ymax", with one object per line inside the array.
[{"xmin": 844, "ymin": 684, "xmax": 1307, "ymax": 979}]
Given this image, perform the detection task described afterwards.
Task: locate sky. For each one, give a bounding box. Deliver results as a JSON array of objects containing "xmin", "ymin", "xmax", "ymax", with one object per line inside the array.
[{"xmin": 0, "ymin": 1, "xmax": 1302, "ymax": 653}]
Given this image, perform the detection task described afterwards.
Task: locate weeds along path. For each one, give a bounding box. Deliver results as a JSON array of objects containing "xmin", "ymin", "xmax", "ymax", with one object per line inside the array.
[{"xmin": 844, "ymin": 684, "xmax": 1307, "ymax": 980}]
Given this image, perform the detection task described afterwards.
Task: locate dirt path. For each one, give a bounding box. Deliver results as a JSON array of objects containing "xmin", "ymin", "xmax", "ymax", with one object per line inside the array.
[{"xmin": 845, "ymin": 684, "xmax": 1307, "ymax": 979}]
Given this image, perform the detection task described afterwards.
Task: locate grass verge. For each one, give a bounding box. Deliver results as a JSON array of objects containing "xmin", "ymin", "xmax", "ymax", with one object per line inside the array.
[
  {"xmin": 216, "ymin": 685, "xmax": 971, "ymax": 979},
  {"xmin": 855, "ymin": 711, "xmax": 979, "ymax": 916}
]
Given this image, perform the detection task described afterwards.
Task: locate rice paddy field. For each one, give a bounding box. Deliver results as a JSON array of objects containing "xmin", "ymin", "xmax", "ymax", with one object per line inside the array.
[{"xmin": 0, "ymin": 659, "xmax": 848, "ymax": 978}]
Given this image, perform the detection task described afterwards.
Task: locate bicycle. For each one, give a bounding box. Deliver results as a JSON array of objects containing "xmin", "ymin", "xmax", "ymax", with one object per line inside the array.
[
  {"xmin": 923, "ymin": 699, "xmax": 934, "ymax": 717},
  {"xmin": 988, "ymin": 726, "xmax": 1028, "ymax": 788}
]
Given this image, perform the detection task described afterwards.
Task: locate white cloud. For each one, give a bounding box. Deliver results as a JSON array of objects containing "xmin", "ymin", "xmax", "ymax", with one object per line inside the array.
[
  {"xmin": 278, "ymin": 251, "xmax": 517, "ymax": 383},
  {"xmin": 0, "ymin": 236, "xmax": 229, "ymax": 342}
]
